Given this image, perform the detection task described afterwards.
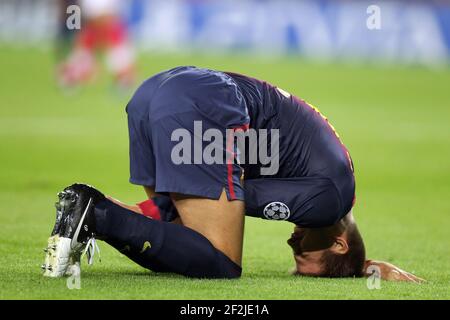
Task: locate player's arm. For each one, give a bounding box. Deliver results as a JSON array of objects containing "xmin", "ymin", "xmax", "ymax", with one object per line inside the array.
[{"xmin": 364, "ymin": 260, "xmax": 425, "ymax": 283}]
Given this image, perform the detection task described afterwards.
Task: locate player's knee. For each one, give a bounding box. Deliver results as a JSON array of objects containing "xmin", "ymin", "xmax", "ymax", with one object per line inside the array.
[
  {"xmin": 215, "ymin": 250, "xmax": 242, "ymax": 279},
  {"xmin": 222, "ymin": 266, "xmax": 242, "ymax": 279},
  {"xmin": 187, "ymin": 247, "xmax": 242, "ymax": 279}
]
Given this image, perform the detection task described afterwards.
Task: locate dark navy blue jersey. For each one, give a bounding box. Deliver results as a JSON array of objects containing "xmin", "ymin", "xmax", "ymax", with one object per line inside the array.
[
  {"xmin": 127, "ymin": 66, "xmax": 355, "ymax": 227},
  {"xmin": 225, "ymin": 72, "xmax": 356, "ymax": 225},
  {"xmin": 225, "ymin": 72, "xmax": 353, "ymax": 179}
]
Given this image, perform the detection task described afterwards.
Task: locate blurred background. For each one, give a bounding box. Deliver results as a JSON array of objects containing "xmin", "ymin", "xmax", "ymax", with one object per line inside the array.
[
  {"xmin": 0, "ymin": 0, "xmax": 449, "ymax": 299},
  {"xmin": 2, "ymin": 0, "xmax": 450, "ymax": 63}
]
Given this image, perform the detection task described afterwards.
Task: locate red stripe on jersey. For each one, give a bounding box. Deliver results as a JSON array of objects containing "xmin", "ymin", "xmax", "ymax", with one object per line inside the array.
[{"xmin": 226, "ymin": 129, "xmax": 237, "ymax": 200}]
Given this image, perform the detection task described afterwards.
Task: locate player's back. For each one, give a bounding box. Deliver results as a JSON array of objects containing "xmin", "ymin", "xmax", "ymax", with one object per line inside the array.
[
  {"xmin": 127, "ymin": 66, "xmax": 355, "ymax": 222},
  {"xmin": 128, "ymin": 66, "xmax": 353, "ymax": 186},
  {"xmin": 226, "ymin": 72, "xmax": 354, "ymax": 195}
]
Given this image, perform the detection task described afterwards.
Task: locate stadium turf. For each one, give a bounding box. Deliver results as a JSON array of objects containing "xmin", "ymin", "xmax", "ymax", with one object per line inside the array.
[{"xmin": 0, "ymin": 47, "xmax": 449, "ymax": 299}]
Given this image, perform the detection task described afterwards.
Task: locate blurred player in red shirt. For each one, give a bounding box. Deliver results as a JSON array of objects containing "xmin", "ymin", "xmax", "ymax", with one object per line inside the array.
[{"xmin": 57, "ymin": 0, "xmax": 135, "ymax": 90}]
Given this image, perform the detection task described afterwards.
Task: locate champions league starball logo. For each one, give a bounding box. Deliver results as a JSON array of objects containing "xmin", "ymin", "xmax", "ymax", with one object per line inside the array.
[{"xmin": 263, "ymin": 202, "xmax": 290, "ymax": 220}]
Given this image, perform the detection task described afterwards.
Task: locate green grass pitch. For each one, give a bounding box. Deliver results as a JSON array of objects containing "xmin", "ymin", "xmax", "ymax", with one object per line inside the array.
[{"xmin": 0, "ymin": 47, "xmax": 449, "ymax": 299}]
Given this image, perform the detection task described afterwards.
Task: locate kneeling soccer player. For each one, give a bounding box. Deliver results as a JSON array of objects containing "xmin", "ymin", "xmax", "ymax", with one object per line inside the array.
[{"xmin": 43, "ymin": 66, "xmax": 423, "ymax": 282}]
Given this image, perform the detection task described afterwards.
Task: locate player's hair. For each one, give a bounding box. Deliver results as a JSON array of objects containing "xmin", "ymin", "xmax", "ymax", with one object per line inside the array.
[{"xmin": 320, "ymin": 224, "xmax": 366, "ymax": 278}]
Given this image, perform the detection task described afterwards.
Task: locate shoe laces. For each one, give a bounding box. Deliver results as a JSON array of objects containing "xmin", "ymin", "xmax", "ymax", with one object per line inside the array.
[{"xmin": 81, "ymin": 236, "xmax": 101, "ymax": 265}]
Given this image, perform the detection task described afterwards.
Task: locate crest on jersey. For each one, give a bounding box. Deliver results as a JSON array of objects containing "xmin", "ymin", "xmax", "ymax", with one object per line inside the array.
[{"xmin": 263, "ymin": 202, "xmax": 290, "ymax": 220}]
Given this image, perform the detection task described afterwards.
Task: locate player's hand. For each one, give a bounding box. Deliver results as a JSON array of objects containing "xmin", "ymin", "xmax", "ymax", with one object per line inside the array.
[{"xmin": 364, "ymin": 260, "xmax": 425, "ymax": 283}]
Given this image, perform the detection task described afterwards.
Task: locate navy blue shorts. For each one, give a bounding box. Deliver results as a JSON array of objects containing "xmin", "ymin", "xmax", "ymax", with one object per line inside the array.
[{"xmin": 126, "ymin": 66, "xmax": 250, "ymax": 200}]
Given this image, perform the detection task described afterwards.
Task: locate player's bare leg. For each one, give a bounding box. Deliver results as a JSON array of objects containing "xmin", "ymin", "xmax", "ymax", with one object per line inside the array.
[
  {"xmin": 110, "ymin": 186, "xmax": 245, "ymax": 262},
  {"xmin": 171, "ymin": 189, "xmax": 245, "ymax": 265}
]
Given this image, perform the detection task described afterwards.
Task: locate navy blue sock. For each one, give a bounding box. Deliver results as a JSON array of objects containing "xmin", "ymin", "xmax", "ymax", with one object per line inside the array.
[
  {"xmin": 94, "ymin": 199, "xmax": 242, "ymax": 279},
  {"xmin": 153, "ymin": 196, "xmax": 179, "ymax": 222}
]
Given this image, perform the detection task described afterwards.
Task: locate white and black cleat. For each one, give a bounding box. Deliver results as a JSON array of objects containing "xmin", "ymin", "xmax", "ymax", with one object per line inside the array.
[
  {"xmin": 43, "ymin": 234, "xmax": 72, "ymax": 277},
  {"xmin": 42, "ymin": 183, "xmax": 105, "ymax": 277}
]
